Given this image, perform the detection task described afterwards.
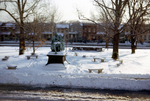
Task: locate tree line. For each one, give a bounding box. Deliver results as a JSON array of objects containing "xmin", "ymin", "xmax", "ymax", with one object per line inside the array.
[
  {"xmin": 78, "ymin": 0, "xmax": 150, "ymax": 59},
  {"xmin": 0, "ymin": 0, "xmax": 150, "ymax": 60}
]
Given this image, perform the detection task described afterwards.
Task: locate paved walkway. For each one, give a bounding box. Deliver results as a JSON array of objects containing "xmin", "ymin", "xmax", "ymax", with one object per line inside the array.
[{"xmin": 0, "ymin": 85, "xmax": 150, "ymax": 101}]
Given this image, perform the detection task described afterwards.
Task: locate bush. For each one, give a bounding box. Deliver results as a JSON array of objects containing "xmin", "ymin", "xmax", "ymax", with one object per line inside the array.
[{"xmin": 112, "ymin": 52, "xmax": 118, "ymax": 60}]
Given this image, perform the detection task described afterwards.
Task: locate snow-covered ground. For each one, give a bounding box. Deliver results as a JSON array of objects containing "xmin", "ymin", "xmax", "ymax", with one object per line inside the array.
[{"xmin": 0, "ymin": 46, "xmax": 150, "ymax": 91}]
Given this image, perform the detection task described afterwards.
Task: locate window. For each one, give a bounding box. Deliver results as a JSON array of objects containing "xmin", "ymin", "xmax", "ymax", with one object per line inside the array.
[
  {"xmin": 144, "ymin": 35, "xmax": 146, "ymax": 40},
  {"xmin": 93, "ymin": 35, "xmax": 95, "ymax": 39},
  {"xmin": 61, "ymin": 29, "xmax": 64, "ymax": 33},
  {"xmin": 88, "ymin": 28, "xmax": 91, "ymax": 32},
  {"xmin": 66, "ymin": 29, "xmax": 68, "ymax": 32}
]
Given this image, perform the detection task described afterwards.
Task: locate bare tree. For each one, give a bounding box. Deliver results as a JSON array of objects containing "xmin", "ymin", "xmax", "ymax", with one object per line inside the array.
[
  {"xmin": 95, "ymin": 0, "xmax": 129, "ymax": 54},
  {"xmin": 0, "ymin": 0, "xmax": 41, "ymax": 55},
  {"xmin": 96, "ymin": 11, "xmax": 114, "ymax": 49},
  {"xmin": 127, "ymin": 0, "xmax": 150, "ymax": 53},
  {"xmin": 25, "ymin": 16, "xmax": 47, "ymax": 54},
  {"xmin": 78, "ymin": 0, "xmax": 129, "ymax": 59},
  {"xmin": 24, "ymin": 2, "xmax": 62, "ymax": 54}
]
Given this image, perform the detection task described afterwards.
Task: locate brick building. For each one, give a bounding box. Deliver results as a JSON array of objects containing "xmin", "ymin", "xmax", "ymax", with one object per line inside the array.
[
  {"xmin": 82, "ymin": 23, "xmax": 97, "ymax": 42},
  {"xmin": 0, "ymin": 22, "xmax": 16, "ymax": 41},
  {"xmin": 56, "ymin": 23, "xmax": 69, "ymax": 42},
  {"xmin": 69, "ymin": 22, "xmax": 82, "ymax": 42}
]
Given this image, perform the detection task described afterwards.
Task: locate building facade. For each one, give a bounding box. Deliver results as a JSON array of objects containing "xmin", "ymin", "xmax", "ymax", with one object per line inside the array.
[
  {"xmin": 56, "ymin": 23, "xmax": 69, "ymax": 42},
  {"xmin": 1, "ymin": 22, "xmax": 150, "ymax": 43},
  {"xmin": 0, "ymin": 22, "xmax": 17, "ymax": 41},
  {"xmin": 69, "ymin": 22, "xmax": 82, "ymax": 42},
  {"xmin": 82, "ymin": 23, "xmax": 97, "ymax": 42},
  {"xmin": 124, "ymin": 24, "xmax": 150, "ymax": 43}
]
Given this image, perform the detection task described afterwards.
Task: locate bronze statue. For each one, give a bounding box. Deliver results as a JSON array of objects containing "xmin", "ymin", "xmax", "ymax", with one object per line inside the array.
[{"xmin": 51, "ymin": 32, "xmax": 64, "ymax": 54}]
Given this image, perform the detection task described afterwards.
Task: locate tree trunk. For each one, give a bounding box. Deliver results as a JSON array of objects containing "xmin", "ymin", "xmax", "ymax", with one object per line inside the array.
[
  {"xmin": 19, "ymin": 26, "xmax": 25, "ymax": 55},
  {"xmin": 131, "ymin": 36, "xmax": 136, "ymax": 54},
  {"xmin": 106, "ymin": 40, "xmax": 108, "ymax": 49},
  {"xmin": 97, "ymin": 36, "xmax": 99, "ymax": 46},
  {"xmin": 131, "ymin": 45, "xmax": 136, "ymax": 54},
  {"xmin": 113, "ymin": 33, "xmax": 119, "ymax": 53},
  {"xmin": 33, "ymin": 40, "xmax": 35, "ymax": 54}
]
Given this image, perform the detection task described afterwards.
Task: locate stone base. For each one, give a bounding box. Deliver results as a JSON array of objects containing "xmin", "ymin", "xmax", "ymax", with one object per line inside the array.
[{"xmin": 46, "ymin": 52, "xmax": 66, "ymax": 65}]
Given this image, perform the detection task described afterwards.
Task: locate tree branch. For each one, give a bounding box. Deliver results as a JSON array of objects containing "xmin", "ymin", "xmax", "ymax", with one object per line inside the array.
[{"xmin": 0, "ymin": 8, "xmax": 20, "ymax": 26}]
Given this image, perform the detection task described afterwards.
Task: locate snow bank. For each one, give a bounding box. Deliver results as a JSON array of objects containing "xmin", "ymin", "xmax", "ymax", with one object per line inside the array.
[{"xmin": 0, "ymin": 72, "xmax": 150, "ymax": 91}]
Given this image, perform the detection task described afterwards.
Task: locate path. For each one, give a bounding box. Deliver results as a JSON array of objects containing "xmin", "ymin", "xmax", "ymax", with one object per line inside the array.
[{"xmin": 0, "ymin": 85, "xmax": 150, "ymax": 101}]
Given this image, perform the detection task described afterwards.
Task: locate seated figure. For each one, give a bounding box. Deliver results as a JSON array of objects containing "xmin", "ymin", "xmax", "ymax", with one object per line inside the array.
[{"xmin": 51, "ymin": 32, "xmax": 64, "ymax": 53}]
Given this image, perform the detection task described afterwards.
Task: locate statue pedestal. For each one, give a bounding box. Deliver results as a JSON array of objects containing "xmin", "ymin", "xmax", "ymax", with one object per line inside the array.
[{"xmin": 46, "ymin": 52, "xmax": 66, "ymax": 65}]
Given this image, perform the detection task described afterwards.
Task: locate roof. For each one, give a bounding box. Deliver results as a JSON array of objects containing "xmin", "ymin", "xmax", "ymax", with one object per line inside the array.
[
  {"xmin": 1, "ymin": 23, "xmax": 15, "ymax": 27},
  {"xmin": 56, "ymin": 24, "xmax": 69, "ymax": 29},
  {"xmin": 42, "ymin": 31, "xmax": 52, "ymax": 34},
  {"xmin": 83, "ymin": 23, "xmax": 96, "ymax": 26},
  {"xmin": 0, "ymin": 32, "xmax": 11, "ymax": 35},
  {"xmin": 1, "ymin": 23, "xmax": 16, "ymax": 29},
  {"xmin": 69, "ymin": 23, "xmax": 83, "ymax": 26},
  {"xmin": 80, "ymin": 23, "xmax": 83, "ymax": 26},
  {"xmin": 96, "ymin": 32, "xmax": 105, "ymax": 35}
]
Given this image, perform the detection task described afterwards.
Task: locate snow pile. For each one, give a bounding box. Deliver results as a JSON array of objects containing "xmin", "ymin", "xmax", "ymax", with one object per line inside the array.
[{"xmin": 0, "ymin": 46, "xmax": 150, "ymax": 91}]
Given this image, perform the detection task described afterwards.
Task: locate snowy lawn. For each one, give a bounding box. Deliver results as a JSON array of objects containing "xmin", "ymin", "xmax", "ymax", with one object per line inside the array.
[{"xmin": 0, "ymin": 46, "xmax": 150, "ymax": 91}]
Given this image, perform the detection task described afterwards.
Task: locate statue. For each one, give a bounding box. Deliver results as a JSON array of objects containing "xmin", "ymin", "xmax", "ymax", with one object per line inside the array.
[
  {"xmin": 51, "ymin": 32, "xmax": 64, "ymax": 54},
  {"xmin": 46, "ymin": 32, "xmax": 68, "ymax": 66}
]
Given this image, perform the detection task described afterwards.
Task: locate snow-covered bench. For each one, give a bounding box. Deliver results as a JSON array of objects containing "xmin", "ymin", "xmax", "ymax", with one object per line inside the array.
[
  {"xmin": 7, "ymin": 64, "xmax": 17, "ymax": 70},
  {"xmin": 2, "ymin": 56, "xmax": 9, "ymax": 61},
  {"xmin": 88, "ymin": 69, "xmax": 103, "ymax": 74},
  {"xmin": 93, "ymin": 57, "xmax": 106, "ymax": 62},
  {"xmin": 26, "ymin": 54, "xmax": 38, "ymax": 60},
  {"xmin": 72, "ymin": 46, "xmax": 103, "ymax": 51}
]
